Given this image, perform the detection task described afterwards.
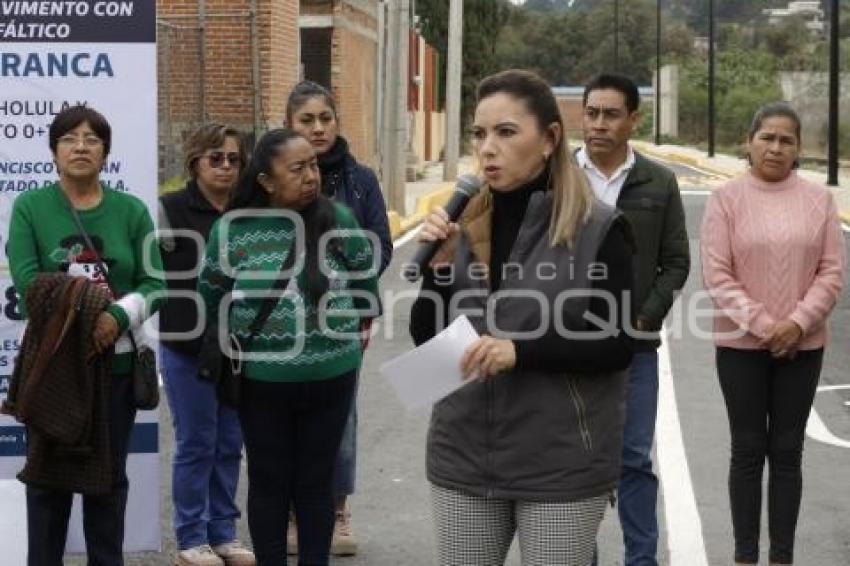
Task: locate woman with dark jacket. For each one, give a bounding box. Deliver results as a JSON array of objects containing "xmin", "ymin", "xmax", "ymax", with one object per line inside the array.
[
  {"xmin": 285, "ymin": 80, "xmax": 391, "ymax": 555},
  {"xmin": 159, "ymin": 124, "xmax": 255, "ymax": 566},
  {"xmin": 410, "ymin": 69, "xmax": 635, "ymax": 566}
]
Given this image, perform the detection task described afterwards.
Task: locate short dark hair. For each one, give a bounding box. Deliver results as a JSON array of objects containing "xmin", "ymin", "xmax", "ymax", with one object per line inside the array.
[
  {"xmin": 748, "ymin": 101, "xmax": 801, "ymax": 143},
  {"xmin": 183, "ymin": 123, "xmax": 246, "ymax": 178},
  {"xmin": 286, "ymin": 80, "xmax": 338, "ymax": 123},
  {"xmin": 583, "ymin": 73, "xmax": 641, "ymax": 114},
  {"xmin": 49, "ymin": 104, "xmax": 111, "ymax": 156}
]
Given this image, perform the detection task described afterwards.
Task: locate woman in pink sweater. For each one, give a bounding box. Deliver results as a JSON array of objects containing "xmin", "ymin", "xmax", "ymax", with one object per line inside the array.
[{"xmin": 700, "ymin": 102, "xmax": 845, "ymax": 566}]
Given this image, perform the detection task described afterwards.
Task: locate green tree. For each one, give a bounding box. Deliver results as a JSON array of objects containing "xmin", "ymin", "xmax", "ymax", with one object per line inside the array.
[
  {"xmin": 416, "ymin": 0, "xmax": 511, "ymax": 131},
  {"xmin": 497, "ymin": 0, "xmax": 666, "ymax": 86},
  {"xmin": 678, "ymin": 47, "xmax": 782, "ymax": 148}
]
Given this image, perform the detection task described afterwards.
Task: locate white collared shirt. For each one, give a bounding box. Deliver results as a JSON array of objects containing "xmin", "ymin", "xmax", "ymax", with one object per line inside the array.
[{"xmin": 575, "ymin": 146, "xmax": 636, "ymax": 207}]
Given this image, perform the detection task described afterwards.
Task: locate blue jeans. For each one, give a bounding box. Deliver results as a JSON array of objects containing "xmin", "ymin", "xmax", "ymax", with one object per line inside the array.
[
  {"xmin": 161, "ymin": 345, "xmax": 244, "ymax": 550},
  {"xmin": 618, "ymin": 350, "xmax": 660, "ymax": 566},
  {"xmin": 332, "ymin": 369, "xmax": 359, "ymax": 497}
]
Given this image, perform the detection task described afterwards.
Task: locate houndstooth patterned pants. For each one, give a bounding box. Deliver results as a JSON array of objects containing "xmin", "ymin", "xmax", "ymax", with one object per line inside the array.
[{"xmin": 431, "ymin": 484, "xmax": 608, "ymax": 566}]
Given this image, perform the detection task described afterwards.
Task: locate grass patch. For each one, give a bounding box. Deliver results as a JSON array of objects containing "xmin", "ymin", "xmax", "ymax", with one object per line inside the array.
[{"xmin": 158, "ymin": 175, "xmax": 186, "ymax": 196}]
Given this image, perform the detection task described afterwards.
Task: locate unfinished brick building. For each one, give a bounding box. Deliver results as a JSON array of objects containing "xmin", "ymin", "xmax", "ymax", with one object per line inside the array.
[
  {"xmin": 156, "ymin": 0, "xmax": 385, "ymax": 181},
  {"xmin": 299, "ymin": 0, "xmax": 380, "ymax": 169},
  {"xmin": 157, "ymin": 0, "xmax": 300, "ymax": 181}
]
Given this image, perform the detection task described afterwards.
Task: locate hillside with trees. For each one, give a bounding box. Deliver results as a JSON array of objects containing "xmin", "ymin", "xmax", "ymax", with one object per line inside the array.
[{"xmin": 416, "ymin": 0, "xmax": 850, "ymax": 153}]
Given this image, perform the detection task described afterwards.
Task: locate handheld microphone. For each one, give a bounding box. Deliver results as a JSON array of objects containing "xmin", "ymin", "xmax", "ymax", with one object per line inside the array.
[{"xmin": 404, "ymin": 174, "xmax": 482, "ymax": 282}]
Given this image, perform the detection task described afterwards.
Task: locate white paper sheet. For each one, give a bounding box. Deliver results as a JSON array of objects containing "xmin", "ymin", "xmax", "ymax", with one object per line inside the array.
[{"xmin": 381, "ymin": 315, "xmax": 480, "ymax": 409}]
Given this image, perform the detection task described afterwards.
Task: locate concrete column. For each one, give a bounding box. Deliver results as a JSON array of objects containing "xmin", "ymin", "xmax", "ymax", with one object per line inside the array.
[{"xmin": 443, "ymin": 0, "xmax": 462, "ymax": 181}]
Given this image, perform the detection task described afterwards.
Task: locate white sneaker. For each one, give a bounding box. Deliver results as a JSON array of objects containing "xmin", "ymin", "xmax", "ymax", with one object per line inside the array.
[
  {"xmin": 211, "ymin": 540, "xmax": 256, "ymax": 566},
  {"xmin": 331, "ymin": 509, "xmax": 358, "ymax": 556},
  {"xmin": 176, "ymin": 544, "xmax": 225, "ymax": 566},
  {"xmin": 286, "ymin": 515, "xmax": 298, "ymax": 555}
]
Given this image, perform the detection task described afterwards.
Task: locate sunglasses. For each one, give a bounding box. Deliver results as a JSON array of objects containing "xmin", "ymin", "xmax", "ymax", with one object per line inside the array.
[{"xmin": 205, "ymin": 151, "xmax": 241, "ymax": 168}]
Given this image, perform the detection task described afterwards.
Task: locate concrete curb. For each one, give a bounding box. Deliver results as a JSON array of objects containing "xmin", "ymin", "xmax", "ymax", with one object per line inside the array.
[
  {"xmin": 388, "ymin": 148, "xmax": 850, "ymax": 241},
  {"xmin": 631, "ymin": 141, "xmax": 742, "ymax": 179},
  {"xmin": 388, "ymin": 181, "xmax": 455, "ymax": 241},
  {"xmin": 632, "ymin": 141, "xmax": 850, "ymax": 225}
]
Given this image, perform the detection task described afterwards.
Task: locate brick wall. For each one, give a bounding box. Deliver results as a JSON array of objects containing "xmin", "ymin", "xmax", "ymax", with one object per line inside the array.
[
  {"xmin": 300, "ymin": 0, "xmax": 379, "ymax": 169},
  {"xmin": 557, "ymin": 97, "xmax": 585, "ymax": 140},
  {"xmin": 264, "ymin": 0, "xmax": 301, "ymax": 127},
  {"xmin": 157, "ymin": 0, "xmax": 300, "ymax": 181}
]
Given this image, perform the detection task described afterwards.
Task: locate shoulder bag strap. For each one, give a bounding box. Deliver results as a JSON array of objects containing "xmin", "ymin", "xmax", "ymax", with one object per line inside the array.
[
  {"xmin": 239, "ymin": 244, "xmax": 298, "ymax": 353},
  {"xmin": 60, "ymin": 188, "xmax": 143, "ymax": 354}
]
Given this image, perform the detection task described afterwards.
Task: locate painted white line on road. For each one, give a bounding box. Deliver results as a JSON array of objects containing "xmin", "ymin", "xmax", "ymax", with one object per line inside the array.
[
  {"xmin": 807, "ymin": 384, "xmax": 850, "ymax": 448},
  {"xmin": 681, "ymin": 189, "xmax": 712, "ymax": 196},
  {"xmin": 806, "ymin": 409, "xmax": 850, "ymax": 449},
  {"xmin": 393, "ymin": 225, "xmax": 422, "ymax": 249},
  {"xmin": 817, "ymin": 384, "xmax": 850, "ymax": 392},
  {"xmin": 657, "ymin": 333, "xmax": 709, "ymax": 566}
]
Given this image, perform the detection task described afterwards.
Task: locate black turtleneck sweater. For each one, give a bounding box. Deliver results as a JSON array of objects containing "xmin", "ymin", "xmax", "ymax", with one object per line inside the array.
[
  {"xmin": 490, "ymin": 172, "xmax": 546, "ymax": 291},
  {"xmin": 409, "ymin": 174, "xmax": 634, "ymax": 374},
  {"xmin": 318, "ymin": 136, "xmax": 349, "ymax": 199}
]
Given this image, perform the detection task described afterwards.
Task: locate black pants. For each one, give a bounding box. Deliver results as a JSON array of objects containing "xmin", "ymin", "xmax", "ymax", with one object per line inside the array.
[
  {"xmin": 26, "ymin": 372, "xmax": 137, "ymax": 566},
  {"xmin": 239, "ymin": 371, "xmax": 356, "ymax": 566},
  {"xmin": 716, "ymin": 347, "xmax": 823, "ymax": 565}
]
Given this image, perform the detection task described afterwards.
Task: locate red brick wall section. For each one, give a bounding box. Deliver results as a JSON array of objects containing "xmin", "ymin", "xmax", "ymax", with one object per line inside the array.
[
  {"xmin": 558, "ymin": 98, "xmax": 584, "ymax": 140},
  {"xmin": 264, "ymin": 0, "xmax": 300, "ymax": 128},
  {"xmin": 157, "ymin": 0, "xmax": 300, "ymax": 180},
  {"xmin": 205, "ymin": 1, "xmax": 254, "ymax": 125},
  {"xmin": 330, "ymin": 0, "xmax": 378, "ymax": 169}
]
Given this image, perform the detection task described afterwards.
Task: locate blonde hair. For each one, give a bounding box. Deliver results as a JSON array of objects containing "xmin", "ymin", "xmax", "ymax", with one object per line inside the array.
[{"xmin": 476, "ymin": 69, "xmax": 592, "ymax": 247}]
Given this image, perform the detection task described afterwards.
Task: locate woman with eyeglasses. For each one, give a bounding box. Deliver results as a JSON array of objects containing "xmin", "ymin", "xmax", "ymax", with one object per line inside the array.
[
  {"xmin": 6, "ymin": 104, "xmax": 164, "ymax": 564},
  {"xmin": 158, "ymin": 124, "xmax": 256, "ymax": 566}
]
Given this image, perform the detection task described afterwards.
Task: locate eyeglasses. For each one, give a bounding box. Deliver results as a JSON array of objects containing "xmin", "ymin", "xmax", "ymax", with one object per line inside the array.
[
  {"xmin": 205, "ymin": 151, "xmax": 241, "ymax": 168},
  {"xmin": 58, "ymin": 134, "xmax": 103, "ymax": 148}
]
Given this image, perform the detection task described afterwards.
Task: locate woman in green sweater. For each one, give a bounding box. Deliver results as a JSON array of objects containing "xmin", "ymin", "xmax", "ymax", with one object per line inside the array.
[
  {"xmin": 197, "ymin": 128, "xmax": 378, "ymax": 565},
  {"xmin": 7, "ymin": 104, "xmax": 164, "ymax": 565}
]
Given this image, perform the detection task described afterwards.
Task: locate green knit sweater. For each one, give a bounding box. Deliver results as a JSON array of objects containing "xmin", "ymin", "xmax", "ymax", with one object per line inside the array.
[
  {"xmin": 7, "ymin": 183, "xmax": 164, "ymax": 373},
  {"xmin": 198, "ymin": 203, "xmax": 380, "ymax": 382}
]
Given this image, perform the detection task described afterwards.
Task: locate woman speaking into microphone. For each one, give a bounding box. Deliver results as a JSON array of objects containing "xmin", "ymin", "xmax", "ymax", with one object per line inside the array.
[{"xmin": 409, "ymin": 69, "xmax": 636, "ymax": 566}]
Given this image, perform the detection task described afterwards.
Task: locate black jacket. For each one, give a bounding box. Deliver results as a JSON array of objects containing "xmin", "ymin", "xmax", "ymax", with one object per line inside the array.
[
  {"xmin": 158, "ymin": 181, "xmax": 222, "ymax": 355},
  {"xmin": 320, "ymin": 142, "xmax": 393, "ymax": 276},
  {"xmin": 410, "ymin": 189, "xmax": 633, "ymax": 502},
  {"xmin": 617, "ymin": 152, "xmax": 690, "ymax": 348}
]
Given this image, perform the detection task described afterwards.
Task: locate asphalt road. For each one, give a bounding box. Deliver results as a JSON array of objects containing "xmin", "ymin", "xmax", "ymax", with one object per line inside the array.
[{"xmin": 73, "ymin": 158, "xmax": 850, "ymax": 565}]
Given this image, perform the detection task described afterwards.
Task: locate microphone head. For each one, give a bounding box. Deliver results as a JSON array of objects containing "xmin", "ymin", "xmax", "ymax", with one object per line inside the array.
[{"xmin": 456, "ymin": 174, "xmax": 483, "ymax": 197}]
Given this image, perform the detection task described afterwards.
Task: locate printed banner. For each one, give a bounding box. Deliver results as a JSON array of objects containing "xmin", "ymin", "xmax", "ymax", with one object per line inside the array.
[{"xmin": 0, "ymin": 1, "xmax": 159, "ymax": 559}]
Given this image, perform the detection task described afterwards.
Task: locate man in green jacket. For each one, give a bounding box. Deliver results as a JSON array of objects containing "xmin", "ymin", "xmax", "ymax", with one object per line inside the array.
[{"xmin": 578, "ymin": 73, "xmax": 690, "ymax": 566}]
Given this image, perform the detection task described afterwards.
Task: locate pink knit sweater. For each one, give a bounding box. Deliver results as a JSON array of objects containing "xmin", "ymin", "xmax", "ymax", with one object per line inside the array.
[{"xmin": 700, "ymin": 171, "xmax": 845, "ymax": 350}]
